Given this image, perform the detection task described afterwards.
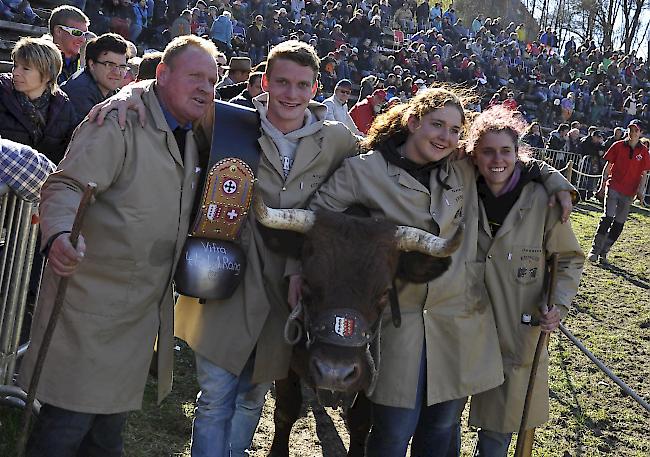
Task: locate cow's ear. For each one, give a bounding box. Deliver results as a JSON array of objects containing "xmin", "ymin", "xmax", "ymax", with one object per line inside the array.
[{"xmin": 395, "ymin": 252, "xmax": 452, "ymax": 283}]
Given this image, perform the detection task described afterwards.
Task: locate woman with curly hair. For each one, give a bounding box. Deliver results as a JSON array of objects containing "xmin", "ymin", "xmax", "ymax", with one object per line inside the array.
[
  {"xmin": 309, "ymin": 87, "xmax": 574, "ymax": 457},
  {"xmin": 466, "ymin": 106, "xmax": 584, "ymax": 456}
]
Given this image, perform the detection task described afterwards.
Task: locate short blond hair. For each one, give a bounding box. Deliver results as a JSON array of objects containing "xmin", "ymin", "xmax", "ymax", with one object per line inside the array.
[
  {"xmin": 49, "ymin": 5, "xmax": 89, "ymax": 35},
  {"xmin": 161, "ymin": 35, "xmax": 218, "ymax": 69},
  {"xmin": 12, "ymin": 37, "xmax": 63, "ymax": 93}
]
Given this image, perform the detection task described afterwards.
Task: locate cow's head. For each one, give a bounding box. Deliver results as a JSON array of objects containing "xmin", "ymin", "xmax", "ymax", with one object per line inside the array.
[{"xmin": 254, "ymin": 197, "xmax": 462, "ymax": 396}]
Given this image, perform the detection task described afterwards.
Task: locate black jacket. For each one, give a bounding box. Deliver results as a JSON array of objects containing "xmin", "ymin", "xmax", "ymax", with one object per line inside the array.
[
  {"xmin": 229, "ymin": 89, "xmax": 255, "ymax": 109},
  {"xmin": 61, "ymin": 68, "xmax": 109, "ymax": 120},
  {"xmin": 0, "ymin": 73, "xmax": 79, "ymax": 164},
  {"xmin": 247, "ymin": 23, "xmax": 269, "ymax": 46},
  {"xmin": 547, "ymin": 132, "xmax": 567, "ymax": 151}
]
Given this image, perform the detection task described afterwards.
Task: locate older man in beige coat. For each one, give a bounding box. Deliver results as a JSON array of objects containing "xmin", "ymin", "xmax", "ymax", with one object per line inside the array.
[{"xmin": 19, "ymin": 36, "xmax": 218, "ymax": 457}]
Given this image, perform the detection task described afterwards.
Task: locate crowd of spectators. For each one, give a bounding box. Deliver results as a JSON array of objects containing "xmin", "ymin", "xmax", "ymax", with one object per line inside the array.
[{"xmin": 4, "ymin": 1, "xmax": 650, "ymax": 164}]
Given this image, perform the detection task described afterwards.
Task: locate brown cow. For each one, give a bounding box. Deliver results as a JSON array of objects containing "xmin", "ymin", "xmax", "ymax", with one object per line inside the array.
[{"xmin": 254, "ymin": 198, "xmax": 462, "ymax": 457}]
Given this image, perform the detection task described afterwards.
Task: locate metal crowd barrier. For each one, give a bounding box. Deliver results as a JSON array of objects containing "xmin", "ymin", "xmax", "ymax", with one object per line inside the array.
[
  {"xmin": 0, "ymin": 187, "xmax": 40, "ymax": 412},
  {"xmin": 528, "ymin": 147, "xmax": 650, "ymax": 204}
]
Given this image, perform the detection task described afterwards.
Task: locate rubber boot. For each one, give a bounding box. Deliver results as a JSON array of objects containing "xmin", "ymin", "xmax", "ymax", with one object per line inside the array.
[
  {"xmin": 599, "ymin": 238, "xmax": 615, "ymax": 264},
  {"xmin": 588, "ymin": 233, "xmax": 607, "ymax": 262}
]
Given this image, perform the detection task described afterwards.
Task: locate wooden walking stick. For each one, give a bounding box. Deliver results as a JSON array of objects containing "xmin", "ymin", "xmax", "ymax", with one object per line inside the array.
[
  {"xmin": 15, "ymin": 182, "xmax": 97, "ymax": 457},
  {"xmin": 514, "ymin": 253, "xmax": 560, "ymax": 457}
]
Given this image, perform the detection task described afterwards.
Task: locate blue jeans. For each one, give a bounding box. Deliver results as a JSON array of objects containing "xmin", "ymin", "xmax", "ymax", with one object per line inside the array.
[
  {"xmin": 248, "ymin": 45, "xmax": 265, "ymax": 66},
  {"xmin": 366, "ymin": 346, "xmax": 466, "ymax": 457},
  {"xmin": 231, "ymin": 381, "xmax": 271, "ymax": 457},
  {"xmin": 26, "ymin": 404, "xmax": 127, "ymax": 457},
  {"xmin": 191, "ymin": 354, "xmax": 268, "ymax": 457},
  {"xmin": 473, "ymin": 429, "xmax": 513, "ymax": 457}
]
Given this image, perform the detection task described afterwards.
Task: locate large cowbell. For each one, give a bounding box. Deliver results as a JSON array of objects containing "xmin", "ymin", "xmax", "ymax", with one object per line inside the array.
[
  {"xmin": 174, "ymin": 238, "xmax": 246, "ymax": 300},
  {"xmin": 174, "ymin": 101, "xmax": 261, "ymax": 300}
]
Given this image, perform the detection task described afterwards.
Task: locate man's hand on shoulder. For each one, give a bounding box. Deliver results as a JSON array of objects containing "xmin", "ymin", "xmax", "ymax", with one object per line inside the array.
[
  {"xmin": 48, "ymin": 233, "xmax": 86, "ymax": 277},
  {"xmin": 87, "ymin": 84, "xmax": 147, "ymax": 129}
]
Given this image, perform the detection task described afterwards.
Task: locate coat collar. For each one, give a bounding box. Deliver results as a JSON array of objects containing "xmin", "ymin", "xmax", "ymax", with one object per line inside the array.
[
  {"xmin": 142, "ymin": 81, "xmax": 185, "ymax": 167},
  {"xmin": 484, "ymin": 183, "xmax": 535, "ymax": 240},
  {"xmin": 385, "ymin": 154, "xmax": 430, "ymax": 195},
  {"xmin": 253, "ymin": 93, "xmax": 327, "ymax": 180},
  {"xmin": 385, "ymin": 151, "xmax": 453, "ymax": 196}
]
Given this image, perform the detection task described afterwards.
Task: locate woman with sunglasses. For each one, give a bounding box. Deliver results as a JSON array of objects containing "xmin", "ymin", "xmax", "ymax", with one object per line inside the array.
[{"xmin": 0, "ymin": 37, "xmax": 78, "ymax": 164}]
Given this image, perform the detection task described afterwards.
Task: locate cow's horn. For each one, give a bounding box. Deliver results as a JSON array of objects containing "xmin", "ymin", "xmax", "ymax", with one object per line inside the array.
[
  {"xmin": 253, "ymin": 193, "xmax": 316, "ymax": 234},
  {"xmin": 395, "ymin": 224, "xmax": 464, "ymax": 257}
]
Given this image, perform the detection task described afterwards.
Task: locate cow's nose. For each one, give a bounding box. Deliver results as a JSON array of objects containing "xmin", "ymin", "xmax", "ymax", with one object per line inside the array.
[{"xmin": 310, "ymin": 358, "xmax": 362, "ymax": 391}]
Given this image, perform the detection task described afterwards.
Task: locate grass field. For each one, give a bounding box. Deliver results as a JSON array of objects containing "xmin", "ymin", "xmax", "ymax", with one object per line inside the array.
[{"xmin": 1, "ymin": 200, "xmax": 648, "ymax": 456}]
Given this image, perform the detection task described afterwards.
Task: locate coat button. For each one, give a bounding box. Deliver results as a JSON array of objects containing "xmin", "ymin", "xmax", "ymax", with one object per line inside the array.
[
  {"xmin": 423, "ymin": 309, "xmax": 428, "ymax": 314},
  {"xmin": 282, "ymin": 187, "xmax": 287, "ymax": 191},
  {"xmin": 487, "ymin": 255, "xmax": 493, "ymax": 259}
]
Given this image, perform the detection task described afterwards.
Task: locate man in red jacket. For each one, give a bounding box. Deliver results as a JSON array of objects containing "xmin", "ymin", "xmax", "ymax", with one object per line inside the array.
[
  {"xmin": 350, "ymin": 89, "xmax": 386, "ymax": 135},
  {"xmin": 588, "ymin": 119, "xmax": 650, "ymax": 263}
]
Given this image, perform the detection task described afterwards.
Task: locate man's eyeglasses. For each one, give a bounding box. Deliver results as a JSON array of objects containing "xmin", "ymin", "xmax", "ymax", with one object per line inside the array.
[
  {"xmin": 95, "ymin": 61, "xmax": 130, "ymax": 73},
  {"xmin": 57, "ymin": 24, "xmax": 93, "ymax": 39}
]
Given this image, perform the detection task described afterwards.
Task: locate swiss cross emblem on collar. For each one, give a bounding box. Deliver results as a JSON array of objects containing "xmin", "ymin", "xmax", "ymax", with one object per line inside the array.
[{"xmin": 334, "ymin": 316, "xmax": 355, "ymax": 337}]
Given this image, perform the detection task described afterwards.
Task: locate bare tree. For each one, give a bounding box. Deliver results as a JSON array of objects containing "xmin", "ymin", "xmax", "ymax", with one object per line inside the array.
[{"xmin": 621, "ymin": 0, "xmax": 647, "ymax": 53}]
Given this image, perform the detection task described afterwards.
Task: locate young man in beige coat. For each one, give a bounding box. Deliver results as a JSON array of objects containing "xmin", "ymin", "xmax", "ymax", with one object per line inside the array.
[
  {"xmin": 19, "ymin": 36, "xmax": 218, "ymax": 456},
  {"xmin": 175, "ymin": 41, "xmax": 359, "ymax": 457}
]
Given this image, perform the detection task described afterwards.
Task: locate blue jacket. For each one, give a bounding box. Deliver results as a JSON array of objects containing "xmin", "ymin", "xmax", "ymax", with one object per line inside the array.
[
  {"xmin": 61, "ymin": 68, "xmax": 110, "ymax": 121},
  {"xmin": 132, "ymin": 3, "xmax": 148, "ymax": 27},
  {"xmin": 211, "ymin": 14, "xmax": 233, "ymax": 46}
]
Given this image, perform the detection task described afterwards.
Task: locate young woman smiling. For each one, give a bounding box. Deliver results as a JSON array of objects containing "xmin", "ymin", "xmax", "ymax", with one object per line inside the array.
[
  {"xmin": 466, "ymin": 106, "xmax": 584, "ymax": 457},
  {"xmin": 309, "ymin": 88, "xmax": 576, "ymax": 457}
]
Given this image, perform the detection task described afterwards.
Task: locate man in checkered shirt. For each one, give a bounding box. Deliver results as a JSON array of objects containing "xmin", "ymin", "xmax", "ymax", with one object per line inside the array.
[{"xmin": 0, "ymin": 137, "xmax": 55, "ymax": 202}]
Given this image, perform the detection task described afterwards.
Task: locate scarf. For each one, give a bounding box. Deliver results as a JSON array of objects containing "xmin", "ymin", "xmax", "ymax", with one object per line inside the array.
[
  {"xmin": 254, "ymin": 96, "xmax": 323, "ymax": 180},
  {"xmin": 15, "ymin": 88, "xmax": 50, "ymax": 145},
  {"xmin": 477, "ymin": 161, "xmax": 541, "ymax": 236}
]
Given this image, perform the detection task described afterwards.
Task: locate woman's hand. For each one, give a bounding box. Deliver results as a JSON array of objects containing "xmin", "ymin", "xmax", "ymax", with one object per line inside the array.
[
  {"xmin": 539, "ymin": 305, "xmax": 561, "ymax": 333},
  {"xmin": 548, "ymin": 190, "xmax": 573, "ymax": 223}
]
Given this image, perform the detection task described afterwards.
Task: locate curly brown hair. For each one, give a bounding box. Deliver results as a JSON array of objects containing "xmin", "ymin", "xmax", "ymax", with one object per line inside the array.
[
  {"xmin": 361, "ymin": 85, "xmax": 475, "ymax": 151},
  {"xmin": 465, "ymin": 105, "xmax": 529, "ymax": 156}
]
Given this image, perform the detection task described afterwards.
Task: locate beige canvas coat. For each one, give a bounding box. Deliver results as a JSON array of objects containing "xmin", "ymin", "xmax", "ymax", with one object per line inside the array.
[
  {"xmin": 310, "ymin": 151, "xmax": 575, "ymax": 409},
  {"xmin": 18, "ymin": 82, "xmax": 200, "ymax": 413},
  {"xmin": 174, "ymin": 98, "xmax": 358, "ymax": 383},
  {"xmin": 469, "ymin": 181, "xmax": 584, "ymax": 433}
]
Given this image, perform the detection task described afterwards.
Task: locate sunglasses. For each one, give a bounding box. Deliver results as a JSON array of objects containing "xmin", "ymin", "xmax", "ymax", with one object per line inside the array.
[{"xmin": 58, "ymin": 24, "xmax": 93, "ymax": 39}]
